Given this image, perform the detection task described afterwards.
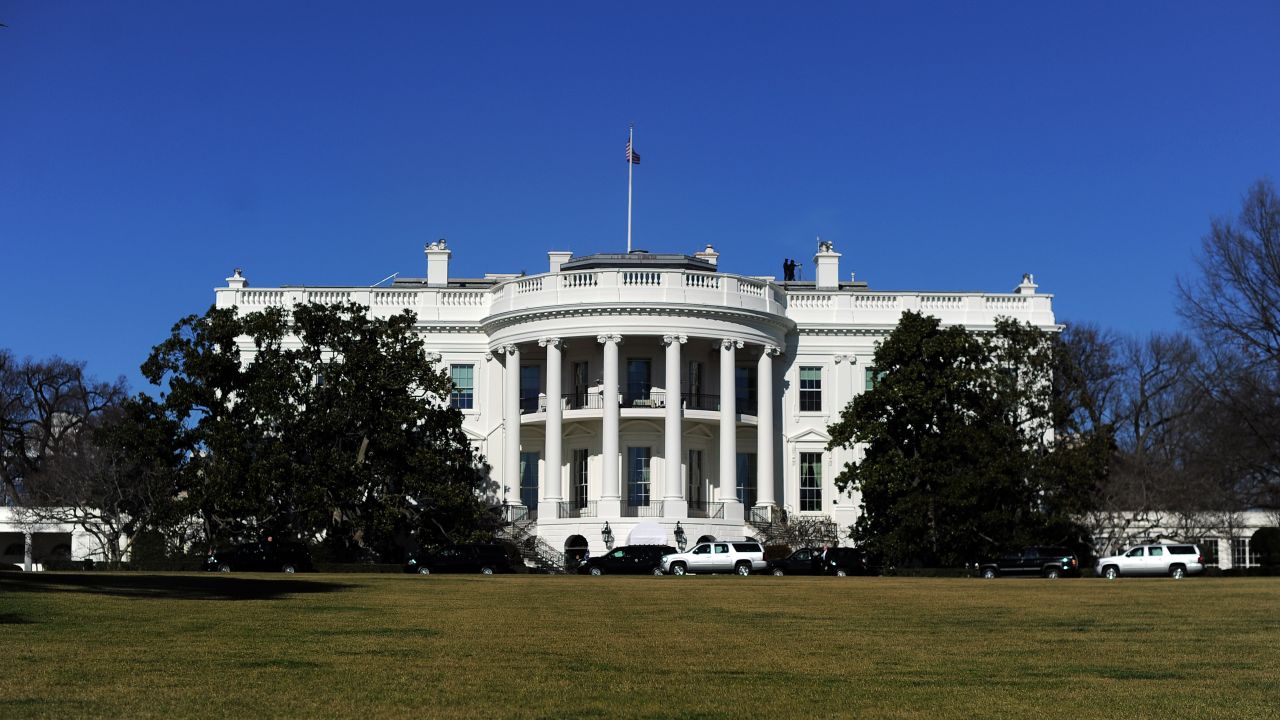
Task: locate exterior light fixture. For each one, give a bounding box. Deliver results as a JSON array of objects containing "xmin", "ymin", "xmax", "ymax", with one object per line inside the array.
[
  {"xmin": 602, "ymin": 521, "xmax": 614, "ymax": 550},
  {"xmin": 674, "ymin": 522, "xmax": 687, "ymax": 551}
]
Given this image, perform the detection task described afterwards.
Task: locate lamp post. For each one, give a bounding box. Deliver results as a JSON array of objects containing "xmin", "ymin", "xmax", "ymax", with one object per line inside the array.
[
  {"xmin": 602, "ymin": 521, "xmax": 614, "ymax": 550},
  {"xmin": 674, "ymin": 522, "xmax": 687, "ymax": 552}
]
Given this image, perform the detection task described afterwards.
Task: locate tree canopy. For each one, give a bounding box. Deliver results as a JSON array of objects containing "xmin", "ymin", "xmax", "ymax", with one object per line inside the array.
[
  {"xmin": 132, "ymin": 302, "xmax": 494, "ymax": 559},
  {"xmin": 828, "ymin": 312, "xmax": 1102, "ymax": 567}
]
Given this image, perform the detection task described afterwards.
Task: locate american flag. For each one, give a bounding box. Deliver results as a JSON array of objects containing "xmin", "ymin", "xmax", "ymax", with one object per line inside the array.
[{"xmin": 626, "ymin": 138, "xmax": 640, "ymax": 165}]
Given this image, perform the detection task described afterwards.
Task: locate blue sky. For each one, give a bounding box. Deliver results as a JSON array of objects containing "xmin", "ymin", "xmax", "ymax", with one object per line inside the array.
[{"xmin": 2, "ymin": 2, "xmax": 1278, "ymax": 389}]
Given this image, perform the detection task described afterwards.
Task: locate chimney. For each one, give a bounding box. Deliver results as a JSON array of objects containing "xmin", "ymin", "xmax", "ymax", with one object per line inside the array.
[
  {"xmin": 813, "ymin": 238, "xmax": 841, "ymax": 290},
  {"xmin": 225, "ymin": 268, "xmax": 248, "ymax": 289},
  {"xmin": 1014, "ymin": 273, "xmax": 1038, "ymax": 295},
  {"xmin": 548, "ymin": 251, "xmax": 573, "ymax": 273},
  {"xmin": 695, "ymin": 244, "xmax": 719, "ymax": 266},
  {"xmin": 425, "ymin": 239, "xmax": 451, "ymax": 287}
]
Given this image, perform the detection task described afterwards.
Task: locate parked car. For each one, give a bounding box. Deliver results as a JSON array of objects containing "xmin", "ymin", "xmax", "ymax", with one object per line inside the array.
[
  {"xmin": 577, "ymin": 545, "xmax": 676, "ymax": 576},
  {"xmin": 978, "ymin": 546, "xmax": 1081, "ymax": 579},
  {"xmin": 1094, "ymin": 543, "xmax": 1204, "ymax": 579},
  {"xmin": 660, "ymin": 540, "xmax": 766, "ymax": 576},
  {"xmin": 404, "ymin": 543, "xmax": 516, "ymax": 575},
  {"xmin": 821, "ymin": 547, "xmax": 869, "ymax": 576},
  {"xmin": 205, "ymin": 540, "xmax": 313, "ymax": 573},
  {"xmin": 768, "ymin": 547, "xmax": 870, "ymax": 576}
]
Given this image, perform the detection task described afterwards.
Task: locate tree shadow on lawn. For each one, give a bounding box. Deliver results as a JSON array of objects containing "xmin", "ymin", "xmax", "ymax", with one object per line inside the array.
[{"xmin": 0, "ymin": 572, "xmax": 356, "ymax": 601}]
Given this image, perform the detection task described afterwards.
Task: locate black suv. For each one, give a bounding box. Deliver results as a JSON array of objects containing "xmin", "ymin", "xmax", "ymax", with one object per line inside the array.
[
  {"xmin": 767, "ymin": 547, "xmax": 868, "ymax": 576},
  {"xmin": 577, "ymin": 545, "xmax": 676, "ymax": 576},
  {"xmin": 404, "ymin": 543, "xmax": 516, "ymax": 575},
  {"xmin": 205, "ymin": 540, "xmax": 313, "ymax": 573},
  {"xmin": 978, "ymin": 546, "xmax": 1080, "ymax": 579}
]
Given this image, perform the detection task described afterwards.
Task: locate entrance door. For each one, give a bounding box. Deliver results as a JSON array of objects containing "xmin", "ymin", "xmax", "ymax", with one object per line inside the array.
[{"xmin": 687, "ymin": 449, "xmax": 706, "ymax": 514}]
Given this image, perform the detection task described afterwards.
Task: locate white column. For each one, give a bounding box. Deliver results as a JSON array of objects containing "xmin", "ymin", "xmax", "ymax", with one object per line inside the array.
[
  {"xmin": 539, "ymin": 338, "xmax": 563, "ymax": 519},
  {"xmin": 501, "ymin": 344, "xmax": 521, "ymax": 507},
  {"xmin": 663, "ymin": 334, "xmax": 687, "ymax": 517},
  {"xmin": 720, "ymin": 338, "xmax": 744, "ymax": 522},
  {"xmin": 756, "ymin": 345, "xmax": 781, "ymax": 512},
  {"xmin": 24, "ymin": 531, "xmax": 33, "ymax": 572},
  {"xmin": 598, "ymin": 334, "xmax": 622, "ymax": 517}
]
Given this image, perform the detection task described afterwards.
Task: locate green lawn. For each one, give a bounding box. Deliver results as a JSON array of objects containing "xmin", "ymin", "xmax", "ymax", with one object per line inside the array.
[{"xmin": 1, "ymin": 573, "xmax": 1277, "ymax": 719}]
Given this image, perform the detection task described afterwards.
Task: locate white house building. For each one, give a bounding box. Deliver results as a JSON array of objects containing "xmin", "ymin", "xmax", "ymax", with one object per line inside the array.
[{"xmin": 212, "ymin": 239, "xmax": 1061, "ymax": 564}]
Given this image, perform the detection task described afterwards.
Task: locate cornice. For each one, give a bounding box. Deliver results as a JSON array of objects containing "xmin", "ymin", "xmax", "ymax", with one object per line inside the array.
[{"xmin": 480, "ymin": 302, "xmax": 796, "ymax": 335}]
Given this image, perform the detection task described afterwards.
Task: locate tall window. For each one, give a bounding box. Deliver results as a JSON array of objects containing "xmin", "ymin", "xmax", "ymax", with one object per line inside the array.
[
  {"xmin": 450, "ymin": 364, "xmax": 474, "ymax": 409},
  {"xmin": 520, "ymin": 365, "xmax": 540, "ymax": 413},
  {"xmin": 800, "ymin": 452, "xmax": 822, "ymax": 511},
  {"xmin": 627, "ymin": 447, "xmax": 651, "ymax": 507},
  {"xmin": 1198, "ymin": 538, "xmax": 1220, "ymax": 566},
  {"xmin": 865, "ymin": 367, "xmax": 885, "ymax": 392},
  {"xmin": 735, "ymin": 366, "xmax": 757, "ymax": 414},
  {"xmin": 519, "ymin": 451, "xmax": 539, "ymax": 508},
  {"xmin": 686, "ymin": 361, "xmax": 703, "ymax": 403},
  {"xmin": 1233, "ymin": 537, "xmax": 1252, "ymax": 568},
  {"xmin": 736, "ymin": 453, "xmax": 757, "ymax": 507},
  {"xmin": 688, "ymin": 449, "xmax": 704, "ymax": 507},
  {"xmin": 626, "ymin": 359, "xmax": 651, "ymax": 404},
  {"xmin": 799, "ymin": 367, "xmax": 822, "ymax": 412},
  {"xmin": 572, "ymin": 449, "xmax": 589, "ymax": 508},
  {"xmin": 572, "ymin": 362, "xmax": 589, "ymax": 408}
]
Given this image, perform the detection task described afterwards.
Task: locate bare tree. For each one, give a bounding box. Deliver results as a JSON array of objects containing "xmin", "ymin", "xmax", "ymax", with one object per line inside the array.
[
  {"xmin": 0, "ymin": 350, "xmax": 127, "ymax": 506},
  {"xmin": 1177, "ymin": 178, "xmax": 1280, "ymax": 507}
]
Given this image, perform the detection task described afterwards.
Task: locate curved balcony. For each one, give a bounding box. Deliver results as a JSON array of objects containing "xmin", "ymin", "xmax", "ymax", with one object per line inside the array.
[
  {"xmin": 487, "ymin": 268, "xmax": 787, "ymax": 320},
  {"xmin": 519, "ymin": 390, "xmax": 757, "ymax": 424}
]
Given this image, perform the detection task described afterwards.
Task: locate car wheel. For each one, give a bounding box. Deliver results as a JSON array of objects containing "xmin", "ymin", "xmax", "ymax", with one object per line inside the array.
[
  {"xmin": 1170, "ymin": 565, "xmax": 1186, "ymax": 580},
  {"xmin": 218, "ymin": 564, "xmax": 232, "ymax": 573},
  {"xmin": 835, "ymin": 568, "xmax": 848, "ymax": 577},
  {"xmin": 417, "ymin": 566, "xmax": 431, "ymax": 575},
  {"xmin": 480, "ymin": 566, "xmax": 495, "ymax": 575},
  {"xmin": 651, "ymin": 567, "xmax": 664, "ymax": 576},
  {"xmin": 671, "ymin": 563, "xmax": 687, "ymax": 576},
  {"xmin": 1104, "ymin": 566, "xmax": 1119, "ymax": 580},
  {"xmin": 980, "ymin": 568, "xmax": 997, "ymax": 579},
  {"xmin": 772, "ymin": 568, "xmax": 785, "ymax": 576},
  {"xmin": 735, "ymin": 562, "xmax": 751, "ymax": 576},
  {"xmin": 1045, "ymin": 568, "xmax": 1060, "ymax": 579},
  {"xmin": 281, "ymin": 564, "xmax": 296, "ymax": 574},
  {"xmin": 589, "ymin": 567, "xmax": 603, "ymax": 576}
]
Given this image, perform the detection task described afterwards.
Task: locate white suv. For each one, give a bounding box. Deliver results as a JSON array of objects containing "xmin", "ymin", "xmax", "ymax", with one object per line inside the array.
[
  {"xmin": 660, "ymin": 540, "xmax": 766, "ymax": 576},
  {"xmin": 1094, "ymin": 543, "xmax": 1205, "ymax": 580}
]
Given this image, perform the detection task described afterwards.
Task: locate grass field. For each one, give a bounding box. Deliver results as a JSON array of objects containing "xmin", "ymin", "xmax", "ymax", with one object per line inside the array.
[{"xmin": 2, "ymin": 573, "xmax": 1278, "ymax": 719}]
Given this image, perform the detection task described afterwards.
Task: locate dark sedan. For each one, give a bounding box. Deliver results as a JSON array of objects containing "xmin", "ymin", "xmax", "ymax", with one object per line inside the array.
[
  {"xmin": 767, "ymin": 547, "xmax": 868, "ymax": 576},
  {"xmin": 205, "ymin": 540, "xmax": 313, "ymax": 573},
  {"xmin": 978, "ymin": 546, "xmax": 1081, "ymax": 579},
  {"xmin": 577, "ymin": 545, "xmax": 676, "ymax": 576}
]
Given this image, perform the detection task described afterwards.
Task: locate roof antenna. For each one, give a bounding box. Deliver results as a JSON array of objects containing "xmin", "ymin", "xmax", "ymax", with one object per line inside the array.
[{"xmin": 370, "ymin": 272, "xmax": 399, "ymax": 287}]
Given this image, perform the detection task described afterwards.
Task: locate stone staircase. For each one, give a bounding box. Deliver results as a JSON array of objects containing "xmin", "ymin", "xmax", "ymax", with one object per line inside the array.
[
  {"xmin": 496, "ymin": 512, "xmax": 566, "ymax": 574},
  {"xmin": 748, "ymin": 505, "xmax": 841, "ymax": 548}
]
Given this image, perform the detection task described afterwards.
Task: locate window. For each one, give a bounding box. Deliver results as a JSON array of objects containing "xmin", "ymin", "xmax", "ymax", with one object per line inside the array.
[
  {"xmin": 572, "ymin": 362, "xmax": 589, "ymax": 408},
  {"xmin": 713, "ymin": 543, "xmax": 729, "ymax": 554},
  {"xmin": 736, "ymin": 453, "xmax": 757, "ymax": 507},
  {"xmin": 693, "ymin": 544, "xmax": 710, "ymax": 555},
  {"xmin": 1233, "ymin": 537, "xmax": 1252, "ymax": 568},
  {"xmin": 519, "ymin": 452, "xmax": 539, "ymax": 508},
  {"xmin": 799, "ymin": 367, "xmax": 822, "ymax": 412},
  {"xmin": 686, "ymin": 361, "xmax": 704, "ymax": 406},
  {"xmin": 572, "ymin": 449, "xmax": 589, "ymax": 508},
  {"xmin": 865, "ymin": 367, "xmax": 885, "ymax": 392},
  {"xmin": 1149, "ymin": 546, "xmax": 1163, "ymax": 557},
  {"xmin": 1126, "ymin": 547, "xmax": 1145, "ymax": 557},
  {"xmin": 1198, "ymin": 539, "xmax": 1220, "ymax": 566},
  {"xmin": 626, "ymin": 359, "xmax": 651, "ymax": 404},
  {"xmin": 450, "ymin": 364, "xmax": 474, "ymax": 409},
  {"xmin": 800, "ymin": 452, "xmax": 822, "ymax": 511},
  {"xmin": 735, "ymin": 366, "xmax": 757, "ymax": 414},
  {"xmin": 627, "ymin": 447, "xmax": 651, "ymax": 507},
  {"xmin": 520, "ymin": 365, "xmax": 540, "ymax": 413}
]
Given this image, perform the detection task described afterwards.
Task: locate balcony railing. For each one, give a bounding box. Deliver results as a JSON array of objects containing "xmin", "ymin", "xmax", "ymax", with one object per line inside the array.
[
  {"xmin": 521, "ymin": 391, "xmax": 756, "ymax": 416},
  {"xmin": 557, "ymin": 500, "xmax": 597, "ymax": 519},
  {"xmin": 621, "ymin": 501, "xmax": 664, "ymax": 518},
  {"xmin": 688, "ymin": 501, "xmax": 725, "ymax": 519},
  {"xmin": 682, "ymin": 392, "xmax": 719, "ymax": 412}
]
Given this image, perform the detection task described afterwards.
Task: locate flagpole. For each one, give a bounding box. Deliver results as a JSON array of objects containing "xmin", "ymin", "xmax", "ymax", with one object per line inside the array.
[{"xmin": 626, "ymin": 124, "xmax": 634, "ymax": 253}]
